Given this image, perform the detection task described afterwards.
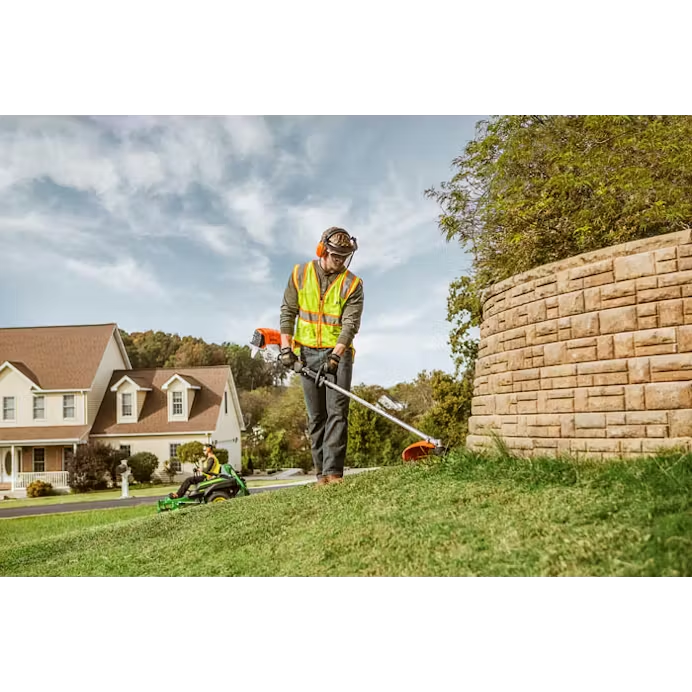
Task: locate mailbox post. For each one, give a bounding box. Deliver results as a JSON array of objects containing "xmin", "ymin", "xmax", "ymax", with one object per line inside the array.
[{"xmin": 117, "ymin": 462, "xmax": 132, "ymax": 499}]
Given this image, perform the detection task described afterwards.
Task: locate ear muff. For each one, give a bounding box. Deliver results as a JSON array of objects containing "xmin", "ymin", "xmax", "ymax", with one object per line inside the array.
[{"xmin": 316, "ymin": 228, "xmax": 357, "ymax": 259}]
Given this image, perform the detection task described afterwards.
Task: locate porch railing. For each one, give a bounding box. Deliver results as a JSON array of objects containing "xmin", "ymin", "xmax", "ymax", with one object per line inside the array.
[{"xmin": 15, "ymin": 471, "xmax": 70, "ymax": 489}]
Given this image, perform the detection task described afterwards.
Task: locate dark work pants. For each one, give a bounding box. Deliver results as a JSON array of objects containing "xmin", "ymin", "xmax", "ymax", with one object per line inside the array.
[
  {"xmin": 176, "ymin": 473, "xmax": 204, "ymax": 497},
  {"xmin": 300, "ymin": 346, "xmax": 353, "ymax": 479}
]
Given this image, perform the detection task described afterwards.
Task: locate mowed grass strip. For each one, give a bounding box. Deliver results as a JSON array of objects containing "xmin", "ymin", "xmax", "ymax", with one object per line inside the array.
[{"xmin": 1, "ymin": 449, "xmax": 690, "ymax": 576}]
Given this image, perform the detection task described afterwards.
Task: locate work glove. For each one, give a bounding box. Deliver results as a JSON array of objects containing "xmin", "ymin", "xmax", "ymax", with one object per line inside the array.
[
  {"xmin": 326, "ymin": 351, "xmax": 341, "ymax": 376},
  {"xmin": 279, "ymin": 347, "xmax": 299, "ymax": 370}
]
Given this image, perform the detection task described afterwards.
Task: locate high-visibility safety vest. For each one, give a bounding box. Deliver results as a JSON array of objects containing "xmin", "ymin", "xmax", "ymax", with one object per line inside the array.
[
  {"xmin": 202, "ymin": 454, "xmax": 221, "ymax": 478},
  {"xmin": 292, "ymin": 260, "xmax": 361, "ymax": 352}
]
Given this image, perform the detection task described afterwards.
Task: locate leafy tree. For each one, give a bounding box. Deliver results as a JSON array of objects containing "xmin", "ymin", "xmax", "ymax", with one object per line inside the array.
[
  {"xmin": 121, "ymin": 330, "xmax": 182, "ymax": 368},
  {"xmin": 173, "ymin": 337, "xmax": 226, "ymax": 367},
  {"xmin": 426, "ymin": 115, "xmax": 692, "ymax": 372},
  {"xmin": 259, "ymin": 380, "xmax": 311, "ymax": 470},
  {"xmin": 177, "ymin": 441, "xmax": 205, "ymax": 467},
  {"xmin": 224, "ymin": 344, "xmax": 275, "ymax": 391}
]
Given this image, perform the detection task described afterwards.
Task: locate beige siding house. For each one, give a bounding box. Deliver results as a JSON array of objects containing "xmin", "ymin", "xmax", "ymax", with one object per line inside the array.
[
  {"xmin": 0, "ymin": 324, "xmax": 244, "ymax": 495},
  {"xmin": 90, "ymin": 366, "xmax": 244, "ymax": 477}
]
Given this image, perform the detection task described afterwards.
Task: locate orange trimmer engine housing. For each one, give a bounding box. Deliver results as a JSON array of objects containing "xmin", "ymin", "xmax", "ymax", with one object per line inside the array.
[{"xmin": 250, "ymin": 328, "xmax": 282, "ymax": 350}]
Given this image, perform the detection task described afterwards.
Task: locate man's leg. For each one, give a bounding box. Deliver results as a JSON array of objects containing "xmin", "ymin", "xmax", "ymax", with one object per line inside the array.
[
  {"xmin": 322, "ymin": 349, "xmax": 353, "ymax": 480},
  {"xmin": 300, "ymin": 347, "xmax": 329, "ymax": 479},
  {"xmin": 170, "ymin": 473, "xmax": 201, "ymax": 498}
]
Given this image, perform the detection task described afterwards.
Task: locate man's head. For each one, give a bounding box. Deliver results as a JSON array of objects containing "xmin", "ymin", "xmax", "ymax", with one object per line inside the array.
[
  {"xmin": 203, "ymin": 443, "xmax": 214, "ymax": 455},
  {"xmin": 317, "ymin": 227, "xmax": 357, "ymax": 272}
]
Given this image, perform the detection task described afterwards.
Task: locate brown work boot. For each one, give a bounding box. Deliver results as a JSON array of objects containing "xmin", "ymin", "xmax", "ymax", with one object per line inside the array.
[
  {"xmin": 326, "ymin": 475, "xmax": 343, "ymax": 484},
  {"xmin": 316, "ymin": 476, "xmax": 330, "ymax": 486}
]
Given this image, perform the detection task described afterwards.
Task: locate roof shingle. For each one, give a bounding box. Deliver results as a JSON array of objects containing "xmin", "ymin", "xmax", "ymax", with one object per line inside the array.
[{"xmin": 0, "ymin": 324, "xmax": 121, "ymax": 390}]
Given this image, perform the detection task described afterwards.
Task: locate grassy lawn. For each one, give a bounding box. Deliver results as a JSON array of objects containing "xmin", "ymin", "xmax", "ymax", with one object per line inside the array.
[
  {"xmin": 0, "ymin": 449, "xmax": 690, "ymax": 576},
  {"xmin": 0, "ymin": 478, "xmax": 311, "ymax": 509}
]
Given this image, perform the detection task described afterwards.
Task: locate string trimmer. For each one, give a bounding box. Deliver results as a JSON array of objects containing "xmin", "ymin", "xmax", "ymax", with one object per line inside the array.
[{"xmin": 250, "ymin": 328, "xmax": 444, "ymax": 461}]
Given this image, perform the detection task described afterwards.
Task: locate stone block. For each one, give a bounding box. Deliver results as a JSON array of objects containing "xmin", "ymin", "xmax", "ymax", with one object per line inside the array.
[
  {"xmin": 656, "ymin": 259, "xmax": 678, "ymax": 274},
  {"xmin": 574, "ymin": 389, "xmax": 589, "ymax": 412},
  {"xmin": 626, "ymin": 411, "xmax": 668, "ymax": 425},
  {"xmin": 544, "ymin": 342, "xmax": 567, "ymax": 366},
  {"xmin": 577, "ymin": 375, "xmax": 594, "ymax": 387},
  {"xmin": 584, "ymin": 287, "xmax": 602, "ymax": 312},
  {"xmin": 644, "ymin": 382, "xmax": 692, "ymax": 410},
  {"xmin": 517, "ymin": 399, "xmax": 537, "ymax": 414},
  {"xmin": 608, "ymin": 425, "xmax": 645, "ymax": 438},
  {"xmin": 620, "ymin": 440, "xmax": 643, "ymax": 454},
  {"xmin": 575, "ymin": 429, "xmax": 607, "ymax": 438},
  {"xmin": 597, "ymin": 335, "xmax": 614, "ymax": 360},
  {"xmin": 679, "ymin": 257, "xmax": 692, "ymax": 271},
  {"xmin": 606, "ymin": 412, "xmax": 627, "ymax": 425},
  {"xmin": 646, "ymin": 425, "xmax": 668, "ymax": 438},
  {"xmin": 578, "ymin": 359, "xmax": 628, "ymax": 375},
  {"xmin": 628, "ymin": 358, "xmax": 651, "ymax": 384},
  {"xmin": 541, "ymin": 364, "xmax": 576, "ymax": 378},
  {"xmin": 637, "ymin": 286, "xmax": 682, "ymax": 303},
  {"xmin": 659, "ymin": 270, "xmax": 692, "ymax": 288},
  {"xmin": 601, "ymin": 280, "xmax": 636, "ymax": 302},
  {"xmin": 642, "ymin": 438, "xmax": 691, "ymax": 453},
  {"xmin": 535, "ymin": 320, "xmax": 558, "ymax": 338},
  {"xmin": 575, "ymin": 412, "xmax": 606, "ymax": 429},
  {"xmin": 659, "ymin": 300, "xmax": 684, "ymax": 327},
  {"xmin": 649, "ymin": 354, "xmax": 692, "ymax": 374},
  {"xmin": 585, "ymin": 439, "xmax": 621, "ymax": 453},
  {"xmin": 588, "ymin": 395, "xmax": 625, "ymax": 412},
  {"xmin": 535, "ymin": 282, "xmax": 557, "ymax": 299},
  {"xmin": 679, "ymin": 244, "xmax": 692, "ymax": 258},
  {"xmin": 568, "ymin": 346, "xmax": 598, "ymax": 363},
  {"xmin": 570, "ymin": 259, "xmax": 613, "ymax": 279},
  {"xmin": 636, "ymin": 276, "xmax": 658, "ymax": 291},
  {"xmin": 571, "ymin": 312, "xmax": 600, "ymax": 339},
  {"xmin": 526, "ymin": 301, "xmax": 547, "ymax": 324},
  {"xmin": 668, "ymin": 409, "xmax": 692, "ymax": 438},
  {"xmin": 637, "ymin": 316, "xmax": 659, "ymax": 331},
  {"xmin": 584, "ymin": 272, "xmax": 615, "ymax": 288},
  {"xmin": 624, "ymin": 385, "xmax": 645, "ymax": 411},
  {"xmin": 637, "ymin": 303, "xmax": 657, "ymax": 317},
  {"xmin": 634, "ymin": 327, "xmax": 677, "ymax": 349},
  {"xmin": 614, "ymin": 252, "xmax": 655, "ymax": 281},
  {"xmin": 594, "ymin": 372, "xmax": 629, "ymax": 386},
  {"xmin": 561, "ymin": 415, "xmax": 575, "ymax": 437},
  {"xmin": 599, "ymin": 306, "xmax": 637, "ymax": 334},
  {"xmin": 552, "ymin": 376, "xmax": 578, "ymax": 389},
  {"xmin": 558, "ymin": 290, "xmax": 585, "ymax": 317},
  {"xmin": 678, "ymin": 325, "xmax": 692, "ymax": 353},
  {"xmin": 654, "ymin": 246, "xmax": 677, "ymax": 262}
]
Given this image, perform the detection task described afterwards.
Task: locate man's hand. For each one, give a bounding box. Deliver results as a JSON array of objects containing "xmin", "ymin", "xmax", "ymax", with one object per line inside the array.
[
  {"xmin": 326, "ymin": 351, "xmax": 341, "ymax": 375},
  {"xmin": 279, "ymin": 347, "xmax": 298, "ymax": 369}
]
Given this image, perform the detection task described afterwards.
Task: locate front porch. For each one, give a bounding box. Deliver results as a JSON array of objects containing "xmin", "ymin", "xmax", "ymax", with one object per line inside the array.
[{"xmin": 0, "ymin": 442, "xmax": 77, "ymax": 494}]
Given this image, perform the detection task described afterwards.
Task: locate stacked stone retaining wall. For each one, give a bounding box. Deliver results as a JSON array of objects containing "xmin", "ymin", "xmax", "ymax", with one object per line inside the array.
[{"xmin": 467, "ymin": 229, "xmax": 692, "ymax": 458}]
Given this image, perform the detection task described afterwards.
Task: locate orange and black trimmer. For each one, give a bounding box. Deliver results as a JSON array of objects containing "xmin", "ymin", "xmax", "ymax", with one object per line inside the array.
[{"xmin": 250, "ymin": 328, "xmax": 445, "ymax": 462}]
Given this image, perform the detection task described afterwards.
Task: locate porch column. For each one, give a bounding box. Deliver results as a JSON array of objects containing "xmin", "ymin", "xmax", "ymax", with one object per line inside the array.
[{"xmin": 10, "ymin": 444, "xmax": 15, "ymax": 492}]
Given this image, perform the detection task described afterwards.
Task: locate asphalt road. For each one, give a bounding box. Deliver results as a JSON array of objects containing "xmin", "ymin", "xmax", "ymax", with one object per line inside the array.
[{"xmin": 0, "ymin": 481, "xmax": 314, "ymax": 519}]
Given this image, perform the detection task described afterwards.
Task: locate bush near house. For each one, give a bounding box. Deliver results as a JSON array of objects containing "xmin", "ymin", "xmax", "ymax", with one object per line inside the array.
[
  {"xmin": 67, "ymin": 442, "xmax": 123, "ymax": 492},
  {"xmin": 127, "ymin": 452, "xmax": 159, "ymax": 483},
  {"xmin": 177, "ymin": 441, "xmax": 204, "ymax": 467},
  {"xmin": 161, "ymin": 460, "xmax": 178, "ymax": 484},
  {"xmin": 26, "ymin": 480, "xmax": 53, "ymax": 498}
]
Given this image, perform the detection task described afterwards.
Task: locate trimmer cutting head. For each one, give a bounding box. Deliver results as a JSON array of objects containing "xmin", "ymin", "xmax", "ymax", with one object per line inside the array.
[{"xmin": 402, "ymin": 441, "xmax": 444, "ymax": 462}]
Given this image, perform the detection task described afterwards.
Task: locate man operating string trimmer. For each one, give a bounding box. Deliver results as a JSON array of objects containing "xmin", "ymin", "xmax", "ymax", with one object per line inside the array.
[{"xmin": 279, "ymin": 227, "xmax": 364, "ymax": 486}]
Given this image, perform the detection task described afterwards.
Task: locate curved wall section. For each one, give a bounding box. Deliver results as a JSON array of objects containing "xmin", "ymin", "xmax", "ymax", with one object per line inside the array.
[{"xmin": 467, "ymin": 229, "xmax": 692, "ymax": 458}]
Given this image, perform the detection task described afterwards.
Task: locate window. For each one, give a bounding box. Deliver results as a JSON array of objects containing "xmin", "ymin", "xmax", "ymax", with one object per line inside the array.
[
  {"xmin": 169, "ymin": 443, "xmax": 181, "ymax": 472},
  {"xmin": 33, "ymin": 395, "xmax": 45, "ymax": 420},
  {"xmin": 172, "ymin": 391, "xmax": 183, "ymax": 416},
  {"xmin": 63, "ymin": 447, "xmax": 74, "ymax": 470},
  {"xmin": 63, "ymin": 394, "xmax": 75, "ymax": 419},
  {"xmin": 2, "ymin": 396, "xmax": 15, "ymax": 421},
  {"xmin": 121, "ymin": 393, "xmax": 133, "ymax": 417},
  {"xmin": 120, "ymin": 444, "xmax": 131, "ymax": 458},
  {"xmin": 224, "ymin": 391, "xmax": 228, "ymax": 414},
  {"xmin": 33, "ymin": 448, "xmax": 45, "ymax": 473}
]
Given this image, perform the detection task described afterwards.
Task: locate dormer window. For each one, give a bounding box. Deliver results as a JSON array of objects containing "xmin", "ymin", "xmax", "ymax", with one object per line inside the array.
[
  {"xmin": 111, "ymin": 375, "xmax": 152, "ymax": 424},
  {"xmin": 162, "ymin": 373, "xmax": 201, "ymax": 422}
]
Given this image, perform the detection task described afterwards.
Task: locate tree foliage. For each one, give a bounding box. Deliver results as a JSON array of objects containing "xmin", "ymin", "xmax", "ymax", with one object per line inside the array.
[
  {"xmin": 426, "ymin": 115, "xmax": 692, "ymax": 371},
  {"xmin": 127, "ymin": 452, "xmax": 159, "ymax": 483},
  {"xmin": 119, "ymin": 329, "xmax": 275, "ymax": 391}
]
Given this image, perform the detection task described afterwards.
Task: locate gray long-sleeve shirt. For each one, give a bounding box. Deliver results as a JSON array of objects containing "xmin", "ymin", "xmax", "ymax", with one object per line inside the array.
[{"xmin": 280, "ymin": 260, "xmax": 364, "ymax": 348}]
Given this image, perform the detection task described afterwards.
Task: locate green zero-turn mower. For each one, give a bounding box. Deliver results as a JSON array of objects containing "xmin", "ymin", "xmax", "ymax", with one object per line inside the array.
[{"xmin": 156, "ymin": 463, "xmax": 249, "ymax": 513}]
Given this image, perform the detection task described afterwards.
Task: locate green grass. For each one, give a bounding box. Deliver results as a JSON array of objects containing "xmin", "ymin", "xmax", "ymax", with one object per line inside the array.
[
  {"xmin": 1, "ymin": 449, "xmax": 690, "ymax": 576},
  {"xmin": 0, "ymin": 478, "xmax": 310, "ymax": 509}
]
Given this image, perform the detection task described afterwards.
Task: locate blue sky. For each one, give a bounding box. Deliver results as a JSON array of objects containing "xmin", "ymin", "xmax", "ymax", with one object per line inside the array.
[{"xmin": 0, "ymin": 115, "xmax": 482, "ymax": 387}]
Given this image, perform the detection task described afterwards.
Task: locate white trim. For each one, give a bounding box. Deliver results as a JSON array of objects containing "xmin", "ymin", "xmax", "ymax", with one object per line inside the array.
[
  {"xmin": 0, "ymin": 361, "xmax": 40, "ymax": 388},
  {"xmin": 0, "ymin": 438, "xmax": 88, "ymax": 445},
  {"xmin": 113, "ymin": 327, "xmax": 133, "ymax": 370},
  {"xmin": 110, "ymin": 375, "xmax": 152, "ymax": 392},
  {"xmin": 62, "ymin": 393, "xmax": 76, "ymax": 421},
  {"xmin": 90, "ymin": 431, "xmax": 213, "ymax": 438},
  {"xmin": 161, "ymin": 374, "xmax": 201, "ymax": 391}
]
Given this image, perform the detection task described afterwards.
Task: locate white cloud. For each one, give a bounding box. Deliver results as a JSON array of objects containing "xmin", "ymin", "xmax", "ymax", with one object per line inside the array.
[
  {"xmin": 65, "ymin": 257, "xmax": 167, "ymax": 298},
  {"xmin": 225, "ymin": 180, "xmax": 277, "ymax": 247},
  {"xmin": 222, "ymin": 116, "xmax": 273, "ymax": 158}
]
